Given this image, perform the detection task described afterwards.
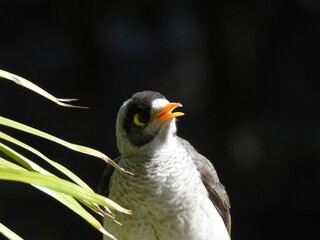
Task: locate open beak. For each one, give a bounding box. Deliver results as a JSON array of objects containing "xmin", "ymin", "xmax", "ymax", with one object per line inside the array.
[{"xmin": 153, "ymin": 102, "xmax": 184, "ymax": 123}]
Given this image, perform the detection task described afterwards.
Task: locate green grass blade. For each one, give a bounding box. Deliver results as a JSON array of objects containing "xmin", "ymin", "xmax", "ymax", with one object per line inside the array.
[
  {"xmin": 0, "ymin": 157, "xmax": 26, "ymax": 170},
  {"xmin": 0, "ymin": 69, "xmax": 86, "ymax": 109},
  {"xmin": 0, "ymin": 223, "xmax": 23, "ymax": 240},
  {"xmin": 0, "ymin": 131, "xmax": 91, "ymax": 189},
  {"xmin": 0, "ymin": 68, "xmax": 122, "ymax": 239},
  {"xmin": 0, "ymin": 141, "xmax": 48, "ymax": 173},
  {"xmin": 0, "ymin": 148, "xmax": 112, "ymax": 221},
  {"xmin": 0, "ymin": 162, "xmax": 126, "ymax": 239},
  {"xmin": 0, "ymin": 168, "xmax": 131, "ymax": 214},
  {"xmin": 0, "ymin": 157, "xmax": 115, "ymax": 238},
  {"xmin": 35, "ymin": 185, "xmax": 116, "ymax": 239},
  {"xmin": 0, "ymin": 142, "xmax": 130, "ymax": 214},
  {"xmin": 0, "ymin": 141, "xmax": 56, "ymax": 175},
  {"xmin": 0, "ymin": 116, "xmax": 131, "ymax": 174}
]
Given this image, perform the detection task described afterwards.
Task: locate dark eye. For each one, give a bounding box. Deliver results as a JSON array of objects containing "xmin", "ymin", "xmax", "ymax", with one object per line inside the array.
[{"xmin": 133, "ymin": 111, "xmax": 149, "ymax": 127}]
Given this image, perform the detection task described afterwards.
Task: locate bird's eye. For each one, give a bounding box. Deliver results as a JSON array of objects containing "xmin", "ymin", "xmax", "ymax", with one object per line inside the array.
[{"xmin": 133, "ymin": 112, "xmax": 149, "ymax": 127}]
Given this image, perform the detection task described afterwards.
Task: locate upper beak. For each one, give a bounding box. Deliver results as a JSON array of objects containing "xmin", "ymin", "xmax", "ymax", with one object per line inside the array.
[{"xmin": 153, "ymin": 102, "xmax": 184, "ymax": 123}]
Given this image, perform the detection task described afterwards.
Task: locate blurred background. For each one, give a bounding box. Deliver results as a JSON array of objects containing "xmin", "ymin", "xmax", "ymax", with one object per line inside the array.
[{"xmin": 0, "ymin": 1, "xmax": 319, "ymax": 239}]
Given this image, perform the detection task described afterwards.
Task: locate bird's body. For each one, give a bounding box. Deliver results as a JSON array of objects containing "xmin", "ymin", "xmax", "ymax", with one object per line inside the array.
[{"xmin": 101, "ymin": 91, "xmax": 230, "ymax": 240}]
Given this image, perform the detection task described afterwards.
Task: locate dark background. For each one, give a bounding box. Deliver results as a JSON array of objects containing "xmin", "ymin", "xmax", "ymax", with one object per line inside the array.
[{"xmin": 0, "ymin": 1, "xmax": 319, "ymax": 239}]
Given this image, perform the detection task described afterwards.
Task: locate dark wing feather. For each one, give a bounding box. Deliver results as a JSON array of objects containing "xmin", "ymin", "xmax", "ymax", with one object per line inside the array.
[
  {"xmin": 178, "ymin": 138, "xmax": 231, "ymax": 234},
  {"xmin": 99, "ymin": 157, "xmax": 120, "ymax": 197}
]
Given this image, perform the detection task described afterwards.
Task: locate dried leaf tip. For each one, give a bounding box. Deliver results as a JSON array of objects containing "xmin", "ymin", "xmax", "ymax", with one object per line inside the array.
[
  {"xmin": 57, "ymin": 99, "xmax": 89, "ymax": 109},
  {"xmin": 11, "ymin": 76, "xmax": 22, "ymax": 84},
  {"xmin": 98, "ymin": 225, "xmax": 117, "ymax": 240},
  {"xmin": 100, "ymin": 153, "xmax": 134, "ymax": 175},
  {"xmin": 57, "ymin": 98, "xmax": 79, "ymax": 102},
  {"xmin": 121, "ymin": 208, "xmax": 133, "ymax": 215}
]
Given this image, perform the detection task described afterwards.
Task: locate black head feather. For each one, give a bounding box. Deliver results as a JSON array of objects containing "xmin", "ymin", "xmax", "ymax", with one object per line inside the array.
[{"xmin": 122, "ymin": 91, "xmax": 166, "ymax": 147}]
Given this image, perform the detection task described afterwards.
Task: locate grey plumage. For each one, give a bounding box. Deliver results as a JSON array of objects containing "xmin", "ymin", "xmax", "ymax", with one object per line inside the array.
[
  {"xmin": 100, "ymin": 91, "xmax": 231, "ymax": 240},
  {"xmin": 178, "ymin": 137, "xmax": 231, "ymax": 233}
]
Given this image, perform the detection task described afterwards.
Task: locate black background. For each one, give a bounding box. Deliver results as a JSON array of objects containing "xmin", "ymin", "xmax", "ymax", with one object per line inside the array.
[{"xmin": 0, "ymin": 1, "xmax": 319, "ymax": 239}]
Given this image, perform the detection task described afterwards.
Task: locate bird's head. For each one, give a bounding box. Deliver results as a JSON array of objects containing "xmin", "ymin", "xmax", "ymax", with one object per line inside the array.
[{"xmin": 116, "ymin": 91, "xmax": 184, "ymax": 157}]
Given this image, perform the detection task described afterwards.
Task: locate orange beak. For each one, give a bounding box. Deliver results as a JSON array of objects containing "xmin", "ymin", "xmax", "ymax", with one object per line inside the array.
[{"xmin": 153, "ymin": 102, "xmax": 184, "ymax": 123}]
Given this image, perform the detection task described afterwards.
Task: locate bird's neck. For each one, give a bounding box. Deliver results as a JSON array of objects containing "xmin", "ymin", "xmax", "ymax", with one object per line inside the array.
[
  {"xmin": 120, "ymin": 121, "xmax": 179, "ymax": 161},
  {"xmin": 122, "ymin": 133, "xmax": 179, "ymax": 167}
]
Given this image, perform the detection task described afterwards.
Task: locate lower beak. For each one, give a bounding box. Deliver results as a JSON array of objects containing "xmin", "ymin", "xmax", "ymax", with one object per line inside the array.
[{"xmin": 153, "ymin": 102, "xmax": 184, "ymax": 123}]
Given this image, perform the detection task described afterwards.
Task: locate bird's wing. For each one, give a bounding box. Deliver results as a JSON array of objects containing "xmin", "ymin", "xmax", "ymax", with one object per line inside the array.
[
  {"xmin": 178, "ymin": 138, "xmax": 231, "ymax": 234},
  {"xmin": 99, "ymin": 157, "xmax": 121, "ymax": 197}
]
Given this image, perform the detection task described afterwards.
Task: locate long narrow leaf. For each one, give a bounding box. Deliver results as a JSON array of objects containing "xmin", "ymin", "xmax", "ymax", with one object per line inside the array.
[
  {"xmin": 0, "ymin": 157, "xmax": 115, "ymax": 238},
  {"xmin": 0, "ymin": 168, "xmax": 131, "ymax": 214},
  {"xmin": 0, "ymin": 68, "xmax": 130, "ymax": 239},
  {"xmin": 0, "ymin": 142, "xmax": 47, "ymax": 173},
  {"xmin": 0, "ymin": 69, "xmax": 86, "ymax": 109},
  {"xmin": 34, "ymin": 185, "xmax": 116, "ymax": 240},
  {"xmin": 0, "ymin": 223, "xmax": 23, "ymax": 240},
  {"xmin": 0, "ymin": 143, "xmax": 123, "ymax": 238},
  {"xmin": 0, "ymin": 131, "xmax": 91, "ymax": 189},
  {"xmin": 0, "ymin": 116, "xmax": 131, "ymax": 174},
  {"xmin": 0, "ymin": 157, "xmax": 26, "ymax": 170},
  {"xmin": 0, "ymin": 142, "xmax": 129, "ymax": 214},
  {"xmin": 0, "ymin": 132, "xmax": 109, "ymax": 215}
]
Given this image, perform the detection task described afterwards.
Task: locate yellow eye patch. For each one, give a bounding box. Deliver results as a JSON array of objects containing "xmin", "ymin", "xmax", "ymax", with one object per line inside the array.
[{"xmin": 133, "ymin": 113, "xmax": 146, "ymax": 127}]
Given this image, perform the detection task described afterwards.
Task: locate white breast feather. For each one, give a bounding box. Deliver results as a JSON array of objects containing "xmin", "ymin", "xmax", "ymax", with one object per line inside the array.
[{"xmin": 104, "ymin": 132, "xmax": 230, "ymax": 240}]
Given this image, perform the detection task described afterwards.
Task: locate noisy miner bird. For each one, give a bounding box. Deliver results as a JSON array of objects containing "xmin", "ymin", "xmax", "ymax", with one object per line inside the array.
[{"xmin": 100, "ymin": 91, "xmax": 231, "ymax": 240}]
